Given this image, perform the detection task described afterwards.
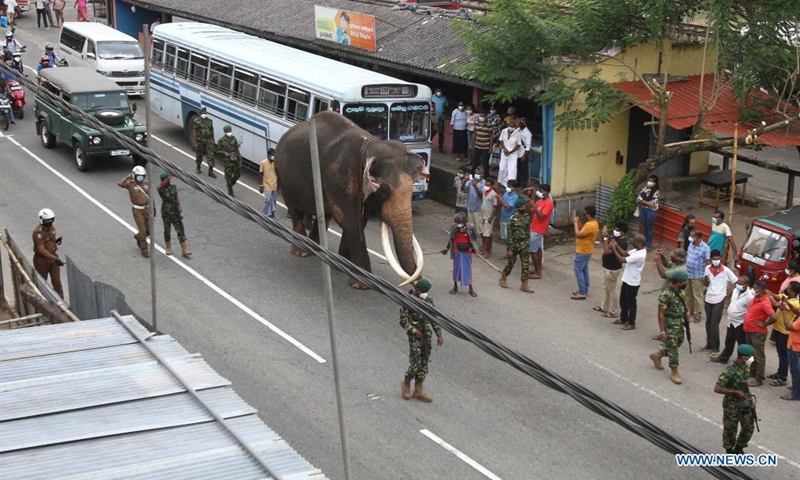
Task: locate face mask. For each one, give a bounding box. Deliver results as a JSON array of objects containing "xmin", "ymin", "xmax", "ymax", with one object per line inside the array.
[
  {"xmin": 458, "ymin": 106, "xmax": 465, "ymax": 111},
  {"xmin": 225, "ymin": 132, "xmax": 232, "ymax": 137},
  {"xmin": 535, "ymin": 191, "xmax": 544, "ymax": 199},
  {"xmin": 489, "ymin": 110, "xmax": 496, "ymax": 115},
  {"xmin": 745, "ymin": 356, "xmax": 755, "ymax": 367},
  {"xmin": 457, "ymin": 173, "xmax": 464, "ymax": 178},
  {"xmin": 711, "ymin": 217, "xmax": 718, "ymax": 225},
  {"xmin": 507, "ymin": 126, "xmax": 515, "ymax": 131},
  {"xmin": 134, "ymin": 175, "xmax": 145, "ymax": 183},
  {"xmin": 506, "ymin": 187, "xmax": 512, "ymax": 193},
  {"xmin": 466, "ymin": 110, "xmax": 472, "ymax": 114},
  {"xmin": 735, "ymin": 284, "xmax": 746, "ymax": 292},
  {"xmin": 201, "ymin": 114, "xmax": 207, "ymax": 119},
  {"xmin": 456, "ymin": 223, "xmax": 464, "ymax": 229},
  {"xmin": 473, "ymin": 174, "xmax": 481, "ymax": 180},
  {"xmin": 436, "ymin": 92, "xmax": 442, "ymax": 97},
  {"xmin": 268, "ymin": 156, "xmax": 275, "ymax": 161},
  {"xmin": 647, "ymin": 181, "xmax": 655, "ymax": 187},
  {"xmin": 711, "ymin": 259, "xmax": 721, "ymax": 267},
  {"xmin": 483, "ymin": 185, "xmax": 492, "ymax": 192},
  {"xmin": 786, "ymin": 269, "xmax": 793, "ymax": 275},
  {"xmin": 613, "ymin": 230, "xmax": 621, "ymax": 238},
  {"xmin": 477, "ymin": 116, "xmax": 485, "ymax": 122}
]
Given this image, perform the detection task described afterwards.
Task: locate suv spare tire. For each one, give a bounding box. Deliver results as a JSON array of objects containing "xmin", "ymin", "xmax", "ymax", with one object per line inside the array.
[{"xmin": 95, "ymin": 110, "xmax": 125, "ymax": 126}]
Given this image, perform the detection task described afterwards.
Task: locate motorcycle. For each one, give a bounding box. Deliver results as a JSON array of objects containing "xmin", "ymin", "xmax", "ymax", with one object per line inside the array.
[
  {"xmin": 0, "ymin": 97, "xmax": 11, "ymax": 131},
  {"xmin": 8, "ymin": 78, "xmax": 23, "ymax": 119}
]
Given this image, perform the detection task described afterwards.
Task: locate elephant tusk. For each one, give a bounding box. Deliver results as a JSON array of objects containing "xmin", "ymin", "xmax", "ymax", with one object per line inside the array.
[
  {"xmin": 398, "ymin": 235, "xmax": 424, "ymax": 287},
  {"xmin": 382, "ymin": 221, "xmax": 411, "ymax": 280}
]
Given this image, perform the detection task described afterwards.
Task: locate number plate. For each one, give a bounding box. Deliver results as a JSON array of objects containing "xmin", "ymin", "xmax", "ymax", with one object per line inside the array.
[
  {"xmin": 741, "ymin": 252, "xmax": 766, "ymax": 266},
  {"xmin": 110, "ymin": 149, "xmax": 130, "ymax": 156}
]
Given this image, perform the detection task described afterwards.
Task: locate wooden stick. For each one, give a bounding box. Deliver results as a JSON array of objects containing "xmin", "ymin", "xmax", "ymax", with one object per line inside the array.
[{"xmin": 728, "ymin": 124, "xmax": 738, "ymax": 229}]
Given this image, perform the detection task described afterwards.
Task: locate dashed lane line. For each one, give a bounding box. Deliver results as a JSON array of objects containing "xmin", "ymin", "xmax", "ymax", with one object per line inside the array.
[{"xmin": 420, "ymin": 429, "xmax": 503, "ymax": 480}]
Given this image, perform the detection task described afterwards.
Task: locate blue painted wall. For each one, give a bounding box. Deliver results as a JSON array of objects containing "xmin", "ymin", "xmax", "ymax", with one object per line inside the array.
[{"xmin": 113, "ymin": 0, "xmax": 159, "ymax": 40}]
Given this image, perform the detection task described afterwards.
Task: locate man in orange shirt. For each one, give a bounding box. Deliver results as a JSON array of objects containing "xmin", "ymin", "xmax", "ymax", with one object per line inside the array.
[
  {"xmin": 778, "ymin": 280, "xmax": 800, "ymax": 401},
  {"xmin": 572, "ymin": 205, "xmax": 598, "ymax": 300},
  {"xmin": 743, "ymin": 280, "xmax": 778, "ymax": 386},
  {"xmin": 526, "ymin": 184, "xmax": 553, "ymax": 279}
]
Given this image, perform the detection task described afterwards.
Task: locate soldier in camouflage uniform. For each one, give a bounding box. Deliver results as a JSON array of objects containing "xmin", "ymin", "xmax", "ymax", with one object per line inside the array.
[
  {"xmin": 193, "ymin": 107, "xmax": 216, "ymax": 177},
  {"xmin": 216, "ymin": 124, "xmax": 242, "ymax": 197},
  {"xmin": 499, "ymin": 198, "xmax": 534, "ymax": 293},
  {"xmin": 714, "ymin": 344, "xmax": 755, "ymax": 454},
  {"xmin": 399, "ymin": 278, "xmax": 443, "ymax": 402},
  {"xmin": 650, "ymin": 270, "xmax": 688, "ymax": 384},
  {"xmin": 157, "ymin": 171, "xmax": 191, "ymax": 258}
]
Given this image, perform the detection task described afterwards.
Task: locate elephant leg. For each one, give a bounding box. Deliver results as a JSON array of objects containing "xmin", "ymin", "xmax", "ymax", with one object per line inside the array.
[
  {"xmin": 288, "ymin": 206, "xmax": 309, "ymax": 258},
  {"xmin": 308, "ymin": 215, "xmax": 332, "ymax": 244},
  {"xmin": 338, "ymin": 220, "xmax": 371, "ymax": 290}
]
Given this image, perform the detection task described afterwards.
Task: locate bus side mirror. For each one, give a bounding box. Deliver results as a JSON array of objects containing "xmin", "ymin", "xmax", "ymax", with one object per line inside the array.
[{"xmin": 132, "ymin": 102, "xmax": 137, "ymax": 113}]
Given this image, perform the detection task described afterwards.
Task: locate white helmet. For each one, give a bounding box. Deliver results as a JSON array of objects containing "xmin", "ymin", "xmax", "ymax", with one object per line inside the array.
[
  {"xmin": 132, "ymin": 166, "xmax": 146, "ymax": 176},
  {"xmin": 38, "ymin": 208, "xmax": 55, "ymax": 224}
]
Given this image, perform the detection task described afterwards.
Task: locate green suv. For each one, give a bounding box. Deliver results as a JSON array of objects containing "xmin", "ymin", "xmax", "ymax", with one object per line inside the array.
[{"xmin": 35, "ymin": 67, "xmax": 148, "ymax": 171}]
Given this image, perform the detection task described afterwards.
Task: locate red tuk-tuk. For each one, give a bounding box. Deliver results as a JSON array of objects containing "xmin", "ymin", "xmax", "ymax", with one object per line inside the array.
[
  {"xmin": 736, "ymin": 205, "xmax": 800, "ymax": 293},
  {"xmin": 397, "ymin": 0, "xmax": 462, "ymax": 10}
]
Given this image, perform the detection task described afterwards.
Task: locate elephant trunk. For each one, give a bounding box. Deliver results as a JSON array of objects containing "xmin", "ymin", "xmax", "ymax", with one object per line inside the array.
[{"xmin": 380, "ymin": 187, "xmax": 423, "ymax": 286}]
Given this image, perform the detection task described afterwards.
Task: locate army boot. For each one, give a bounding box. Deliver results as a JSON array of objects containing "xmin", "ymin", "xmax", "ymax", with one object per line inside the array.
[
  {"xmin": 413, "ymin": 382, "xmax": 432, "ymax": 402},
  {"xmin": 670, "ymin": 366, "xmax": 682, "ymax": 384},
  {"xmin": 195, "ymin": 163, "xmax": 201, "ymax": 174},
  {"xmin": 499, "ymin": 275, "xmax": 508, "ymax": 288},
  {"xmin": 401, "ymin": 378, "xmax": 412, "ymax": 400},
  {"xmin": 208, "ymin": 167, "xmax": 217, "ymax": 178},
  {"xmin": 520, "ymin": 280, "xmax": 534, "ymax": 293},
  {"xmin": 227, "ymin": 185, "xmax": 234, "ymax": 196},
  {"xmin": 181, "ymin": 242, "xmax": 192, "ymax": 258},
  {"xmin": 164, "ymin": 241, "xmax": 172, "ymax": 256},
  {"xmin": 649, "ymin": 349, "xmax": 664, "ymax": 370}
]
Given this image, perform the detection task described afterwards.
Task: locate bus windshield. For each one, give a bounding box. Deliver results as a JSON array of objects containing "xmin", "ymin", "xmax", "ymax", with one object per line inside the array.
[
  {"xmin": 73, "ymin": 91, "xmax": 130, "ymax": 112},
  {"xmin": 390, "ymin": 103, "xmax": 430, "ymax": 142},
  {"xmin": 743, "ymin": 226, "xmax": 789, "ymax": 262},
  {"xmin": 343, "ymin": 103, "xmax": 388, "ymax": 139},
  {"xmin": 98, "ymin": 41, "xmax": 144, "ymax": 60}
]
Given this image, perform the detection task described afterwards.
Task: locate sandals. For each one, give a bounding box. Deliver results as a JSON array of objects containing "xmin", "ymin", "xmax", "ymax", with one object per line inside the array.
[
  {"xmin": 469, "ymin": 290, "xmax": 478, "ymax": 298},
  {"xmin": 692, "ymin": 315, "xmax": 702, "ymax": 323},
  {"xmin": 620, "ymin": 324, "xmax": 636, "ymax": 330},
  {"xmin": 571, "ymin": 294, "xmax": 586, "ymax": 300},
  {"xmin": 601, "ymin": 312, "xmax": 618, "ymax": 318},
  {"xmin": 611, "ymin": 319, "xmax": 625, "ymax": 325},
  {"xmin": 780, "ymin": 394, "xmax": 800, "ymax": 401},
  {"xmin": 592, "ymin": 306, "xmax": 604, "ymax": 312},
  {"xmin": 769, "ymin": 379, "xmax": 787, "ymax": 387},
  {"xmin": 766, "ymin": 373, "xmax": 779, "ymax": 380}
]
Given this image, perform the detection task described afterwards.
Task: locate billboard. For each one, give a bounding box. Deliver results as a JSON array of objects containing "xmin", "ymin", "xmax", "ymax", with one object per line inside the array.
[{"xmin": 314, "ymin": 5, "xmax": 377, "ymax": 52}]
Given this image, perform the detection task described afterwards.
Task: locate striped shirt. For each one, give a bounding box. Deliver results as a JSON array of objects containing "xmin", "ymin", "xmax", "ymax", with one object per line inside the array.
[{"xmin": 473, "ymin": 123, "xmax": 492, "ymax": 150}]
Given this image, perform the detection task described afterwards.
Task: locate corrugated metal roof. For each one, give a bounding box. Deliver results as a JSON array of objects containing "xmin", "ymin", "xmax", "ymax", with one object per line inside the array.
[
  {"xmin": 126, "ymin": 0, "xmax": 473, "ymax": 83},
  {"xmin": 0, "ymin": 316, "xmax": 327, "ymax": 480},
  {"xmin": 614, "ymin": 74, "xmax": 800, "ymax": 148}
]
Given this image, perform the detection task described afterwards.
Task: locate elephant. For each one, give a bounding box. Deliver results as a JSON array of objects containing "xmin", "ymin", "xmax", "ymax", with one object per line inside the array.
[{"xmin": 275, "ymin": 111, "xmax": 427, "ymax": 289}]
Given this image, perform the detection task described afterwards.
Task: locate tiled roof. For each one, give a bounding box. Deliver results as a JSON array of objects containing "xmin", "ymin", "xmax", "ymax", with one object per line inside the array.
[
  {"xmin": 615, "ymin": 74, "xmax": 800, "ymax": 148},
  {"xmin": 127, "ymin": 0, "xmax": 474, "ymax": 84}
]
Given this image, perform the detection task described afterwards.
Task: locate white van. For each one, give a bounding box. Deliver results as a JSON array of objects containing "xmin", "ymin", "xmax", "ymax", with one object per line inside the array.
[{"xmin": 57, "ymin": 22, "xmax": 146, "ymax": 96}]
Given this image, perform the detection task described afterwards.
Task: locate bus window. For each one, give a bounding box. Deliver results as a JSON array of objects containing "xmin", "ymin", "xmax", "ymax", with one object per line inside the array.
[
  {"xmin": 189, "ymin": 53, "xmax": 208, "ymax": 85},
  {"xmin": 389, "ymin": 103, "xmax": 431, "ymax": 142},
  {"xmin": 313, "ymin": 98, "xmax": 330, "ymax": 114},
  {"xmin": 164, "ymin": 44, "xmax": 176, "ymax": 74},
  {"xmin": 343, "ymin": 104, "xmax": 388, "ymax": 139},
  {"xmin": 151, "ymin": 39, "xmax": 164, "ymax": 68},
  {"xmin": 233, "ymin": 68, "xmax": 258, "ymax": 106},
  {"xmin": 287, "ymin": 88, "xmax": 310, "ymax": 122},
  {"xmin": 257, "ymin": 77, "xmax": 286, "ymax": 117},
  {"xmin": 176, "ymin": 48, "xmax": 190, "ymax": 79},
  {"xmin": 209, "ymin": 60, "xmax": 233, "ymax": 95}
]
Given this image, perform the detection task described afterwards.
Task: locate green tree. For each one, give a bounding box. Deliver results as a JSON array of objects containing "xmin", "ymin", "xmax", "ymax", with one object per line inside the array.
[{"xmin": 454, "ymin": 0, "xmax": 800, "ymax": 187}]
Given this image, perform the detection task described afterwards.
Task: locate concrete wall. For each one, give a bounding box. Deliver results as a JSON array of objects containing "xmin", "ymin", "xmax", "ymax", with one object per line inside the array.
[{"xmin": 112, "ymin": 0, "xmax": 159, "ymax": 41}]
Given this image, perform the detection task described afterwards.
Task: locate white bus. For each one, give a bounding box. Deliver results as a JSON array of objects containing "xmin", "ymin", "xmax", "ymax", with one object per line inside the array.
[{"xmin": 149, "ymin": 22, "xmax": 433, "ymax": 199}]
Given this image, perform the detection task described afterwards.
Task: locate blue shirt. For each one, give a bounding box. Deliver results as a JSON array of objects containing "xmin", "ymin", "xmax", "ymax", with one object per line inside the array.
[
  {"xmin": 465, "ymin": 180, "xmax": 485, "ymax": 212},
  {"xmin": 451, "ymin": 108, "xmax": 468, "ymax": 130},
  {"xmin": 431, "ymin": 94, "xmax": 448, "ymax": 120},
  {"xmin": 500, "ymin": 191, "xmax": 519, "ymax": 222},
  {"xmin": 686, "ymin": 241, "xmax": 711, "ymax": 279}
]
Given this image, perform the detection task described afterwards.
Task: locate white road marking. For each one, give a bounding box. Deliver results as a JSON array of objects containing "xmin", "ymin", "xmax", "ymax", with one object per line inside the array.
[
  {"xmin": 552, "ymin": 342, "xmax": 800, "ymax": 470},
  {"xmin": 150, "ymin": 134, "xmax": 388, "ymax": 261},
  {"xmin": 420, "ymin": 429, "xmax": 503, "ymax": 480},
  {"xmin": 0, "ymin": 131, "xmax": 327, "ymax": 364}
]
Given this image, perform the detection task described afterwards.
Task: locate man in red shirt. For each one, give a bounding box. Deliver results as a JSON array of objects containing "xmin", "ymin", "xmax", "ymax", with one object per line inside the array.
[
  {"xmin": 525, "ymin": 184, "xmax": 553, "ymax": 279},
  {"xmin": 743, "ymin": 280, "xmax": 778, "ymax": 386}
]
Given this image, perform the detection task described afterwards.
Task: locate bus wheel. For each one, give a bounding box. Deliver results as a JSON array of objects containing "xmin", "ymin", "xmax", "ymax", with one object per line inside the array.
[{"xmin": 185, "ymin": 113, "xmax": 199, "ymax": 151}]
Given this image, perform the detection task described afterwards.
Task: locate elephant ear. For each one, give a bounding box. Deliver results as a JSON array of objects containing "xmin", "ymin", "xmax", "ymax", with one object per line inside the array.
[{"xmin": 362, "ymin": 156, "xmax": 381, "ymax": 201}]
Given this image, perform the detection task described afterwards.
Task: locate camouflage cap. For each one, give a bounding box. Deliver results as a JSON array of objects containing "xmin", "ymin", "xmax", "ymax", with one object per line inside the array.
[
  {"xmin": 159, "ymin": 171, "xmax": 169, "ymax": 180},
  {"xmin": 416, "ymin": 278, "xmax": 432, "ymax": 293},
  {"xmin": 738, "ymin": 344, "xmax": 755, "ymax": 356},
  {"xmin": 223, "ymin": 124, "xmax": 232, "ymax": 131},
  {"xmin": 671, "ymin": 270, "xmax": 688, "ymax": 282},
  {"xmin": 671, "ymin": 249, "xmax": 687, "ymax": 261},
  {"xmin": 514, "ymin": 198, "xmax": 527, "ymax": 208},
  {"xmin": 199, "ymin": 106, "xmax": 207, "ymax": 113}
]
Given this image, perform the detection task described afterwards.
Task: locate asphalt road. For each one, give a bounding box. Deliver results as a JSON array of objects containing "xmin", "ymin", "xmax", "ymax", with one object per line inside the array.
[{"xmin": 2, "ymin": 17, "xmax": 799, "ymax": 480}]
